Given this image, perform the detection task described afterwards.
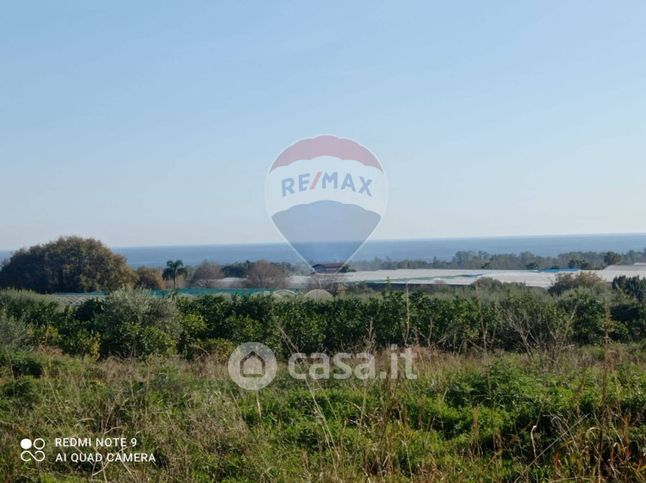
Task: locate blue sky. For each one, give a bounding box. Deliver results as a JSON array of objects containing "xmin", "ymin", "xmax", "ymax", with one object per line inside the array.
[{"xmin": 1, "ymin": 1, "xmax": 645, "ymax": 249}]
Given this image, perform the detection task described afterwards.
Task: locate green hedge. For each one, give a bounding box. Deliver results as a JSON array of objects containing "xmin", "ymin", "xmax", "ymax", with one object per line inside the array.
[{"xmin": 1, "ymin": 286, "xmax": 645, "ymax": 359}]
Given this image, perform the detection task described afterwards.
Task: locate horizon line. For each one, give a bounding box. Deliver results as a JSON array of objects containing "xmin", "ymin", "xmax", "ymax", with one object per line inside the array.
[{"xmin": 2, "ymin": 231, "xmax": 646, "ymax": 253}]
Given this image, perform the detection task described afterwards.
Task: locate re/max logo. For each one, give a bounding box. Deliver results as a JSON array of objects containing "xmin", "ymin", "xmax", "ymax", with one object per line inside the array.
[{"xmin": 281, "ymin": 172, "xmax": 373, "ymax": 197}]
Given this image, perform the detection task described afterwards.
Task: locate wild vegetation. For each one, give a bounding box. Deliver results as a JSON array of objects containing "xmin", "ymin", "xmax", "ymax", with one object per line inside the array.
[
  {"xmin": 1, "ymin": 274, "xmax": 645, "ymax": 358},
  {"xmin": 1, "ymin": 344, "xmax": 644, "ymax": 481},
  {"xmin": 0, "ymin": 237, "xmax": 292, "ymax": 292},
  {"xmin": 0, "ymin": 277, "xmax": 645, "ymax": 480}
]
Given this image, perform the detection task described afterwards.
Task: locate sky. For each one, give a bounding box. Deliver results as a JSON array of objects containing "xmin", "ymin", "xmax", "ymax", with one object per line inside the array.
[{"xmin": 1, "ymin": 1, "xmax": 645, "ymax": 250}]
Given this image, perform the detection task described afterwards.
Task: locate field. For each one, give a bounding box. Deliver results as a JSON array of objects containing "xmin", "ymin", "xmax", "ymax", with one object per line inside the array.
[
  {"xmin": 1, "ymin": 278, "xmax": 646, "ymax": 481},
  {"xmin": 1, "ymin": 346, "xmax": 645, "ymax": 481}
]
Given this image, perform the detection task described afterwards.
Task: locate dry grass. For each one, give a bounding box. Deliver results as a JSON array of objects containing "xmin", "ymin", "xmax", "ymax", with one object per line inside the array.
[{"xmin": 1, "ymin": 344, "xmax": 644, "ymax": 481}]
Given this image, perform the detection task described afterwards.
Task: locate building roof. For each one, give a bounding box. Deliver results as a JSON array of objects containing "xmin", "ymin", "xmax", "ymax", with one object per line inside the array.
[{"xmin": 312, "ymin": 262, "xmax": 345, "ymax": 268}]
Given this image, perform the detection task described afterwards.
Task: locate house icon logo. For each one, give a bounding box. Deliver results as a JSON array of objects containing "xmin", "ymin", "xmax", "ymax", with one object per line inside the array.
[
  {"xmin": 228, "ymin": 342, "xmax": 277, "ymax": 390},
  {"xmin": 241, "ymin": 351, "xmax": 265, "ymax": 377}
]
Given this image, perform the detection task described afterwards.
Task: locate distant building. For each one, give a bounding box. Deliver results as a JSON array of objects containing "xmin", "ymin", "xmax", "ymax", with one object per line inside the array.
[
  {"xmin": 312, "ymin": 262, "xmax": 346, "ymax": 274},
  {"xmin": 604, "ymin": 263, "xmax": 646, "ymax": 272}
]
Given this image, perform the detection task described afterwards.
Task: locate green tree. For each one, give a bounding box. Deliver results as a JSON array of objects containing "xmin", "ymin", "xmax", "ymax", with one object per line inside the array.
[
  {"xmin": 603, "ymin": 251, "xmax": 622, "ymax": 267},
  {"xmin": 612, "ymin": 276, "xmax": 646, "ymax": 301},
  {"xmin": 222, "ymin": 261, "xmax": 252, "ymax": 278},
  {"xmin": 162, "ymin": 260, "xmax": 188, "ymax": 289},
  {"xmin": 0, "ymin": 237, "xmax": 135, "ymax": 293},
  {"xmin": 568, "ymin": 258, "xmax": 590, "ymax": 269}
]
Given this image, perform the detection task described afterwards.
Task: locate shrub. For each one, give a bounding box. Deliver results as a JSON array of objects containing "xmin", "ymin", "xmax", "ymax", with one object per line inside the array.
[
  {"xmin": 472, "ymin": 277, "xmax": 506, "ymax": 291},
  {"xmin": 97, "ymin": 289, "xmax": 182, "ymax": 357},
  {"xmin": 549, "ymin": 272, "xmax": 607, "ymax": 296},
  {"xmin": 5, "ymin": 284, "xmax": 645, "ymax": 360},
  {"xmin": 0, "ymin": 351, "xmax": 44, "ymax": 377},
  {"xmin": 131, "ymin": 325, "xmax": 177, "ymax": 357},
  {"xmin": 74, "ymin": 297, "xmax": 106, "ymax": 322},
  {"xmin": 497, "ymin": 290, "xmax": 570, "ymax": 353},
  {"xmin": 0, "ymin": 289, "xmax": 62, "ymax": 327},
  {"xmin": 445, "ymin": 360, "xmax": 539, "ymax": 409},
  {"xmin": 178, "ymin": 313, "xmax": 208, "ymax": 358},
  {"xmin": 56, "ymin": 317, "xmax": 101, "ymax": 357},
  {"xmin": 177, "ymin": 295, "xmax": 232, "ymax": 339},
  {"xmin": 612, "ymin": 276, "xmax": 646, "ymax": 301},
  {"xmin": 224, "ymin": 314, "xmax": 264, "ymax": 343},
  {"xmin": 0, "ymin": 376, "xmax": 40, "ymax": 407},
  {"xmin": 611, "ymin": 302, "xmax": 646, "ymax": 341},
  {"xmin": 0, "ymin": 311, "xmax": 30, "ymax": 351},
  {"xmin": 274, "ymin": 307, "xmax": 325, "ymax": 354},
  {"xmin": 558, "ymin": 289, "xmax": 609, "ymax": 345}
]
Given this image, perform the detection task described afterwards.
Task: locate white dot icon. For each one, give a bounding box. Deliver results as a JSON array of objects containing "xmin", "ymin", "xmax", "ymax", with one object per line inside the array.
[{"xmin": 20, "ymin": 438, "xmax": 32, "ymax": 450}]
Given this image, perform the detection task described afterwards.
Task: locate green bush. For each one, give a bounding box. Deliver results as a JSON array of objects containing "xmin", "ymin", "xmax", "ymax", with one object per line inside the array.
[
  {"xmin": 130, "ymin": 325, "xmax": 177, "ymax": 357},
  {"xmin": 178, "ymin": 313, "xmax": 208, "ymax": 358},
  {"xmin": 96, "ymin": 289, "xmax": 182, "ymax": 357},
  {"xmin": 274, "ymin": 303, "xmax": 326, "ymax": 353},
  {"xmin": 612, "ymin": 302, "xmax": 646, "ymax": 341},
  {"xmin": 612, "ymin": 276, "xmax": 646, "ymax": 301},
  {"xmin": 177, "ymin": 295, "xmax": 233, "ymax": 339},
  {"xmin": 0, "ymin": 289, "xmax": 63, "ymax": 327},
  {"xmin": 558, "ymin": 289, "xmax": 608, "ymax": 345},
  {"xmin": 0, "ymin": 311, "xmax": 31, "ymax": 351},
  {"xmin": 497, "ymin": 289, "xmax": 570, "ymax": 352},
  {"xmin": 0, "ymin": 351, "xmax": 44, "ymax": 377},
  {"xmin": 549, "ymin": 272, "xmax": 608, "ymax": 296},
  {"xmin": 55, "ymin": 316, "xmax": 100, "ymax": 357},
  {"xmin": 0, "ymin": 376, "xmax": 40, "ymax": 407},
  {"xmin": 445, "ymin": 360, "xmax": 540, "ymax": 409},
  {"xmin": 5, "ymin": 284, "xmax": 645, "ymax": 361}
]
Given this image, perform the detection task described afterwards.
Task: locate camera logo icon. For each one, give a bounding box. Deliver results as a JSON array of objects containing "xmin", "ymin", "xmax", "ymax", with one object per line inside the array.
[
  {"xmin": 20, "ymin": 438, "xmax": 46, "ymax": 462},
  {"xmin": 228, "ymin": 342, "xmax": 277, "ymax": 390}
]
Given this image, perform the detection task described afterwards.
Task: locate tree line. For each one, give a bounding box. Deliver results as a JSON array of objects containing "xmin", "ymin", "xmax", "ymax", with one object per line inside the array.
[
  {"xmin": 350, "ymin": 249, "xmax": 646, "ymax": 271},
  {"xmin": 1, "ymin": 236, "xmax": 645, "ymax": 294},
  {"xmin": 0, "ymin": 237, "xmax": 291, "ymax": 293}
]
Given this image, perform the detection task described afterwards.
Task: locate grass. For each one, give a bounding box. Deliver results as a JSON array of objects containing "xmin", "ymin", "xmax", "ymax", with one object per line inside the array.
[{"xmin": 1, "ymin": 344, "xmax": 645, "ymax": 481}]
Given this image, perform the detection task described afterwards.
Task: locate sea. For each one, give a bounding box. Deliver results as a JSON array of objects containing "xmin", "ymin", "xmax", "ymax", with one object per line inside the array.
[{"xmin": 2, "ymin": 233, "xmax": 646, "ymax": 267}]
